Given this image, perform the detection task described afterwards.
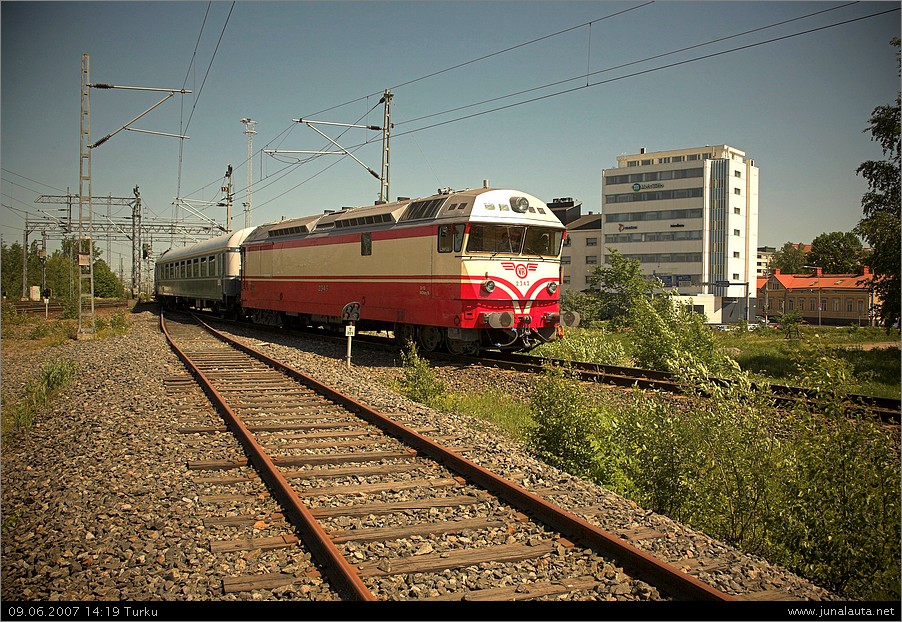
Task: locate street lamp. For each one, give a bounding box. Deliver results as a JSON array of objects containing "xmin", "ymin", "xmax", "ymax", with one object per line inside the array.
[{"xmin": 803, "ymin": 265, "xmax": 822, "ymax": 326}]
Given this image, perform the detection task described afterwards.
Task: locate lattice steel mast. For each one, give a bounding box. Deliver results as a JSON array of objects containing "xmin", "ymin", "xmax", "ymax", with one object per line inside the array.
[
  {"xmin": 77, "ymin": 53, "xmax": 95, "ymax": 338},
  {"xmin": 241, "ymin": 118, "xmax": 256, "ymax": 229}
]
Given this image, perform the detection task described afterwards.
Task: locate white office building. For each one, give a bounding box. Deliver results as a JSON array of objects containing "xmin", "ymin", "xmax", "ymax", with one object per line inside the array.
[{"xmin": 601, "ymin": 145, "xmax": 759, "ymax": 323}]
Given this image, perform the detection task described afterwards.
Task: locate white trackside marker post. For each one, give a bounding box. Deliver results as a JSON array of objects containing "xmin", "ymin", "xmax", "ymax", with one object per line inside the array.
[
  {"xmin": 341, "ymin": 301, "xmax": 361, "ymax": 369},
  {"xmin": 345, "ymin": 322, "xmax": 355, "ymax": 368}
]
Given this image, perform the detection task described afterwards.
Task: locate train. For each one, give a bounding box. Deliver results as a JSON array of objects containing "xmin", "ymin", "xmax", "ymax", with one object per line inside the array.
[{"xmin": 154, "ymin": 184, "xmax": 579, "ymax": 353}]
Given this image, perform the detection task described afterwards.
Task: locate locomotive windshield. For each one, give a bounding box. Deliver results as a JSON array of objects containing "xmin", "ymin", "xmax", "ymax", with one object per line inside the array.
[{"xmin": 466, "ymin": 225, "xmax": 562, "ymax": 257}]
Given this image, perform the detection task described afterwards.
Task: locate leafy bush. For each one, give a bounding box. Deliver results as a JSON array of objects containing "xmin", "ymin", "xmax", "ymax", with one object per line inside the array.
[
  {"xmin": 612, "ymin": 389, "xmax": 700, "ymax": 520},
  {"xmin": 61, "ymin": 298, "xmax": 78, "ymax": 319},
  {"xmin": 774, "ymin": 350, "xmax": 902, "ymax": 599},
  {"xmin": 526, "ymin": 366, "xmax": 618, "ymax": 482},
  {"xmin": 559, "ymin": 288, "xmax": 604, "ymax": 326},
  {"xmin": 397, "ymin": 340, "xmax": 445, "ymax": 406},
  {"xmin": 530, "ymin": 327, "xmax": 628, "ymax": 365},
  {"xmin": 1, "ymin": 302, "xmax": 29, "ymax": 327},
  {"xmin": 109, "ymin": 310, "xmax": 127, "ymax": 332},
  {"xmin": 522, "ymin": 349, "xmax": 899, "ymax": 600},
  {"xmin": 628, "ymin": 295, "xmax": 732, "ymax": 375}
]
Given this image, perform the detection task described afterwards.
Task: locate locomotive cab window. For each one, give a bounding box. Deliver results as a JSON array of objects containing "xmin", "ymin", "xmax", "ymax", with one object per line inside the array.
[
  {"xmin": 465, "ymin": 224, "xmax": 562, "ymax": 257},
  {"xmin": 466, "ymin": 225, "xmax": 524, "ymax": 255},
  {"xmin": 523, "ymin": 227, "xmax": 564, "ymax": 257},
  {"xmin": 361, "ymin": 232, "xmax": 372, "ymax": 256},
  {"xmin": 437, "ymin": 224, "xmax": 465, "ymax": 253}
]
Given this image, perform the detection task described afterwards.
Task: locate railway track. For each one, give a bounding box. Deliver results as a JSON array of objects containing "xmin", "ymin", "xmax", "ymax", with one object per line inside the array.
[
  {"xmin": 160, "ymin": 311, "xmax": 735, "ymax": 602},
  {"xmin": 191, "ymin": 313, "xmax": 899, "ymax": 424},
  {"xmin": 4, "ymin": 298, "xmax": 129, "ymax": 315},
  {"xmin": 473, "ymin": 351, "xmax": 901, "ymax": 425}
]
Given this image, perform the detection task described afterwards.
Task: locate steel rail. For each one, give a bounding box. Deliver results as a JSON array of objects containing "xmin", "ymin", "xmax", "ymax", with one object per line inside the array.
[
  {"xmin": 190, "ymin": 313, "xmax": 899, "ymax": 422},
  {"xmin": 193, "ymin": 314, "xmax": 733, "ymax": 602},
  {"xmin": 475, "ymin": 351, "xmax": 901, "ymax": 424},
  {"xmin": 159, "ymin": 312, "xmax": 377, "ymax": 601}
]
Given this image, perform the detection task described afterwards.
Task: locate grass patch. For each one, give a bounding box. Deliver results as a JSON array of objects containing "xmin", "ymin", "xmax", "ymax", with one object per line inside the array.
[
  {"xmin": 2, "ymin": 358, "xmax": 77, "ymax": 440},
  {"xmin": 437, "ymin": 391, "xmax": 531, "ymax": 441}
]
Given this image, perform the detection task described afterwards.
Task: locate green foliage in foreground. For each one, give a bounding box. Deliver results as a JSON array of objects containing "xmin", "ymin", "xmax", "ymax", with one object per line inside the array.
[
  {"xmin": 3, "ymin": 359, "xmax": 78, "ymax": 437},
  {"xmin": 397, "ymin": 341, "xmax": 445, "ymax": 406},
  {"xmin": 529, "ymin": 327, "xmax": 628, "ymax": 365},
  {"xmin": 395, "ymin": 334, "xmax": 900, "ymax": 600},
  {"xmin": 524, "ymin": 358, "xmax": 900, "ymax": 601}
]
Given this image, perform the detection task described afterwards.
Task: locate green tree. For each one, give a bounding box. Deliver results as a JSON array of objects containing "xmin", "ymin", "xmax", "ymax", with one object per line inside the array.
[
  {"xmin": 559, "ymin": 288, "xmax": 604, "ymax": 326},
  {"xmin": 1, "ymin": 240, "xmax": 24, "ymax": 299},
  {"xmin": 807, "ymin": 231, "xmax": 863, "ymax": 274},
  {"xmin": 588, "ymin": 248, "xmax": 662, "ymax": 326},
  {"xmin": 855, "ymin": 40, "xmax": 900, "ymax": 329},
  {"xmin": 93, "ymin": 258, "xmax": 126, "ymax": 298},
  {"xmin": 768, "ymin": 242, "xmax": 808, "ymax": 274},
  {"xmin": 44, "ymin": 250, "xmax": 75, "ymax": 301}
]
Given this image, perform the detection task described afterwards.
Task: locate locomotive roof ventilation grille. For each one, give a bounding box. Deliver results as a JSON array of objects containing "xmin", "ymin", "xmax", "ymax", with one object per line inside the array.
[
  {"xmin": 334, "ymin": 213, "xmax": 394, "ymax": 228},
  {"xmin": 268, "ymin": 225, "xmax": 306, "ymax": 237},
  {"xmin": 399, "ymin": 197, "xmax": 447, "ymax": 222}
]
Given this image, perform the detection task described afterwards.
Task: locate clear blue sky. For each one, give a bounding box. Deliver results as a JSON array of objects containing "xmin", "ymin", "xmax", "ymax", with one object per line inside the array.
[{"xmin": 2, "ymin": 1, "xmax": 899, "ymax": 268}]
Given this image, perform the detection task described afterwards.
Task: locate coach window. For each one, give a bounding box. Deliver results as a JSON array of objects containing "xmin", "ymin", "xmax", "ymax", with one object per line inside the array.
[
  {"xmin": 361, "ymin": 233, "xmax": 372, "ymax": 256},
  {"xmin": 200, "ymin": 257, "xmax": 207, "ymax": 277}
]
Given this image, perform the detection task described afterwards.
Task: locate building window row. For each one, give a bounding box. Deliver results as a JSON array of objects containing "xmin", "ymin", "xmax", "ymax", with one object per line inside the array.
[
  {"xmin": 609, "ymin": 252, "xmax": 703, "ymax": 264},
  {"xmin": 605, "ymin": 230, "xmax": 703, "ymax": 243},
  {"xmin": 624, "ymin": 153, "xmax": 709, "ymax": 167},
  {"xmin": 605, "ymin": 208, "xmax": 703, "ymax": 223},
  {"xmin": 606, "ymin": 187, "xmax": 704, "ymax": 203},
  {"xmin": 781, "ymin": 298, "xmax": 867, "ymax": 314},
  {"xmin": 607, "ymin": 167, "xmax": 704, "ymax": 185}
]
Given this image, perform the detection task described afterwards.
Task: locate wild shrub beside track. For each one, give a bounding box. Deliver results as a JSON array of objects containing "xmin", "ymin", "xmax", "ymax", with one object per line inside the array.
[
  {"xmin": 524, "ymin": 357, "xmax": 901, "ymax": 601},
  {"xmin": 394, "ymin": 317, "xmax": 900, "ymax": 600}
]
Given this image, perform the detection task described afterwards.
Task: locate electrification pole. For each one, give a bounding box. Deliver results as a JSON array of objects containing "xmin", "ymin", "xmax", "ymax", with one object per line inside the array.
[
  {"xmin": 78, "ymin": 53, "xmax": 95, "ymax": 338},
  {"xmin": 79, "ymin": 52, "xmax": 190, "ymax": 320},
  {"xmin": 132, "ymin": 186, "xmax": 142, "ymax": 297},
  {"xmin": 241, "ymin": 118, "xmax": 256, "ymax": 229},
  {"xmin": 270, "ymin": 91, "xmax": 394, "ymax": 203},
  {"xmin": 379, "ymin": 89, "xmax": 392, "ymax": 203}
]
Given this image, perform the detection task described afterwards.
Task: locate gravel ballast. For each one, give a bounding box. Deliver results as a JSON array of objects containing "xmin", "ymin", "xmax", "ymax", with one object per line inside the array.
[{"xmin": 2, "ymin": 307, "xmax": 839, "ymax": 611}]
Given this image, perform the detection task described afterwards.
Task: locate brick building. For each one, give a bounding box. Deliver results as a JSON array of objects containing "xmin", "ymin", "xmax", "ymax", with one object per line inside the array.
[{"xmin": 758, "ymin": 267, "xmax": 876, "ymax": 326}]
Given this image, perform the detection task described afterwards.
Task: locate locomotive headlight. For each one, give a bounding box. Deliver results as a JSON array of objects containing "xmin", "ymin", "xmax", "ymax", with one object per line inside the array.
[
  {"xmin": 510, "ymin": 196, "xmax": 529, "ymax": 213},
  {"xmin": 482, "ymin": 279, "xmax": 496, "ymax": 293},
  {"xmin": 547, "ymin": 282, "xmax": 558, "ymax": 294}
]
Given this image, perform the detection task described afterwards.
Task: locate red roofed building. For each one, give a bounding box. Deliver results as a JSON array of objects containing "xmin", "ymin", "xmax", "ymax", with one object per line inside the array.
[{"xmin": 758, "ymin": 267, "xmax": 877, "ymax": 326}]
